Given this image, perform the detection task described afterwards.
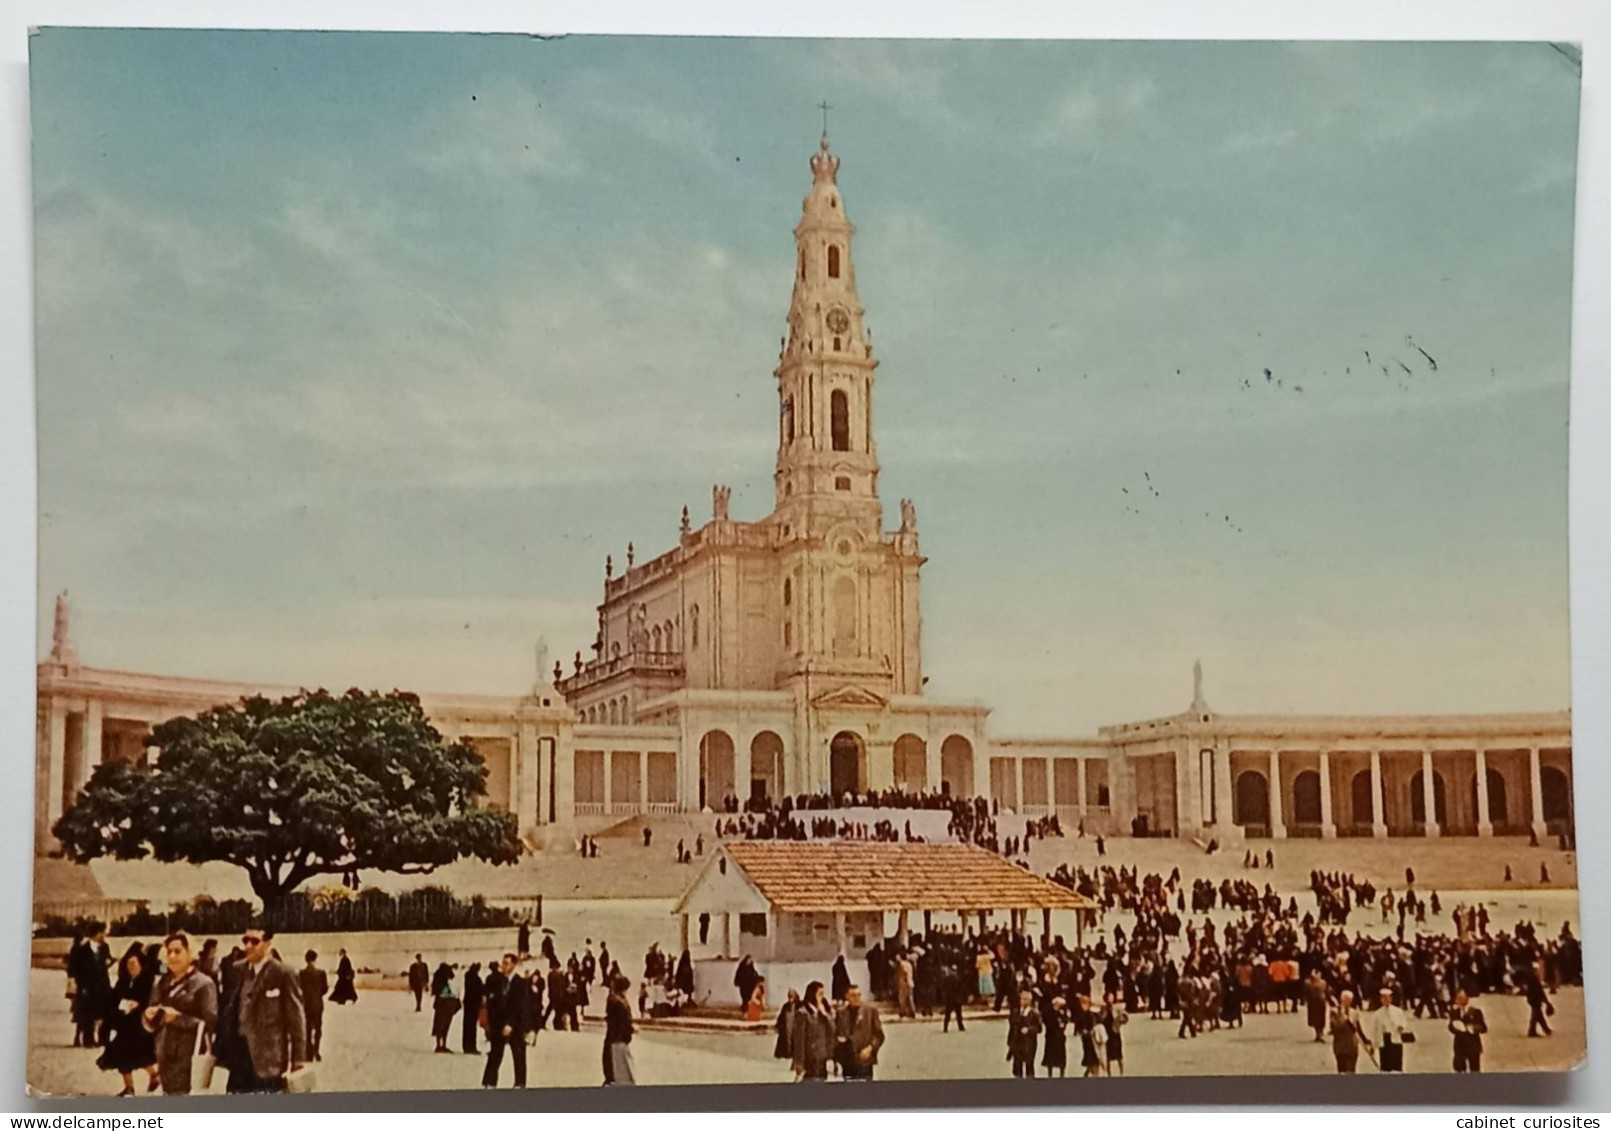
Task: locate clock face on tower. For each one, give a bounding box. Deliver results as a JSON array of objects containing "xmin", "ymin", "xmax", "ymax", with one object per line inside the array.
[{"xmin": 826, "ymin": 307, "xmax": 850, "ymax": 335}]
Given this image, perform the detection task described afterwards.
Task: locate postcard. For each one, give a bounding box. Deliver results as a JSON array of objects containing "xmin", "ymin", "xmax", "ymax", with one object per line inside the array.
[{"xmin": 28, "ymin": 31, "xmax": 1583, "ymax": 1095}]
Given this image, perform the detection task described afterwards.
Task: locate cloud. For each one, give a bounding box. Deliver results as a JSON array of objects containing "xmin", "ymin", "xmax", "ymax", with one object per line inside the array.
[
  {"xmin": 1221, "ymin": 125, "xmax": 1301, "ymax": 154},
  {"xmin": 1030, "ymin": 74, "xmax": 1157, "ymax": 150},
  {"xmin": 412, "ymin": 76, "xmax": 581, "ymax": 181},
  {"xmin": 32, "ymin": 193, "xmax": 257, "ymax": 321},
  {"xmin": 815, "ymin": 40, "xmax": 967, "ymax": 131},
  {"xmin": 1518, "ymin": 156, "xmax": 1577, "ymax": 195}
]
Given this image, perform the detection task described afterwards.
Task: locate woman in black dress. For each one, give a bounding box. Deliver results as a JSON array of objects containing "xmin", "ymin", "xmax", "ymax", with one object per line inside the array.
[
  {"xmin": 675, "ymin": 950, "xmax": 695, "ymax": 999},
  {"xmin": 97, "ymin": 947, "xmax": 158, "ymax": 1095},
  {"xmin": 461, "ymin": 963, "xmax": 483, "ymax": 1054},
  {"xmin": 329, "ymin": 948, "xmax": 359, "ymax": 1005},
  {"xmin": 1040, "ymin": 995, "xmax": 1069, "ymax": 1078},
  {"xmin": 1075, "ymin": 995, "xmax": 1103, "ymax": 1078},
  {"xmin": 773, "ymin": 989, "xmax": 800, "ymax": 1060},
  {"xmin": 429, "ymin": 963, "xmax": 459, "ymax": 1053},
  {"xmin": 1102, "ymin": 991, "xmax": 1127, "ymax": 1076}
]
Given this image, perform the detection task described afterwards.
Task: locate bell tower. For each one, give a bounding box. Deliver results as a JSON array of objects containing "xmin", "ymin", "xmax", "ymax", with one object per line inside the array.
[{"xmin": 773, "ymin": 130, "xmax": 881, "ymax": 541}]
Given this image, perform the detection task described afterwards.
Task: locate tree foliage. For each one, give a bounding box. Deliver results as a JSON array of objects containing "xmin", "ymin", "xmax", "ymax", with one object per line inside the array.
[{"xmin": 53, "ymin": 689, "xmax": 521, "ymax": 913}]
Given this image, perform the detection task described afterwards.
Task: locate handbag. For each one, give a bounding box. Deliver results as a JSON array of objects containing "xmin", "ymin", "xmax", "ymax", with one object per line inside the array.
[{"xmin": 195, "ymin": 1052, "xmax": 216, "ymax": 1091}]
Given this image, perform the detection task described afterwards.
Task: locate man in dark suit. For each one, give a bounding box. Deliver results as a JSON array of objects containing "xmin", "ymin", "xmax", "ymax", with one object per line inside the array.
[
  {"xmin": 940, "ymin": 959, "xmax": 968, "ymax": 1032},
  {"xmin": 546, "ymin": 961, "xmax": 570, "ymax": 1031},
  {"xmin": 408, "ymin": 954, "xmax": 430, "ymax": 1012},
  {"xmin": 298, "ymin": 951, "xmax": 329, "ymax": 1062},
  {"xmin": 231, "ymin": 927, "xmax": 307, "ymax": 1093},
  {"xmin": 1449, "ymin": 990, "xmax": 1488, "ymax": 1072},
  {"xmin": 481, "ymin": 954, "xmax": 533, "ymax": 1089},
  {"xmin": 834, "ymin": 984, "xmax": 885, "ymax": 1081},
  {"xmin": 1524, "ymin": 971, "xmax": 1554, "ymax": 1037}
]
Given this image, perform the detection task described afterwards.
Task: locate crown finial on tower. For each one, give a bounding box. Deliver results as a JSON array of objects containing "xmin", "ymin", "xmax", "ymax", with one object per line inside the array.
[{"xmin": 810, "ymin": 104, "xmax": 840, "ymax": 184}]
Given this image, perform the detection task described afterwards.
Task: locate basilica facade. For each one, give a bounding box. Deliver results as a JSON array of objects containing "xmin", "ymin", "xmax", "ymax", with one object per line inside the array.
[{"xmin": 34, "ymin": 136, "xmax": 1575, "ymax": 857}]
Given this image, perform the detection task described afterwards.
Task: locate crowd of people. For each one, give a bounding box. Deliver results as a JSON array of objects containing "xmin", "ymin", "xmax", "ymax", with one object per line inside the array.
[
  {"xmin": 700, "ymin": 790, "xmax": 1079, "ymax": 856},
  {"xmin": 65, "ymin": 923, "xmax": 328, "ymax": 1095},
  {"xmin": 406, "ymin": 931, "xmax": 699, "ymax": 1088},
  {"xmin": 59, "ymin": 836, "xmax": 1583, "ymax": 1092}
]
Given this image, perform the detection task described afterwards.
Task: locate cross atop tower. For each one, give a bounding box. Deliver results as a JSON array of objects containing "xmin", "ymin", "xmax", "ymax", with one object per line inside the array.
[{"xmin": 818, "ymin": 99, "xmax": 831, "ymax": 141}]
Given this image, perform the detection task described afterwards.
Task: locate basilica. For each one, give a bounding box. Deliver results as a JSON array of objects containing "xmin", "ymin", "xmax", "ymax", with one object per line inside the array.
[{"xmin": 35, "ymin": 135, "xmax": 1575, "ymax": 857}]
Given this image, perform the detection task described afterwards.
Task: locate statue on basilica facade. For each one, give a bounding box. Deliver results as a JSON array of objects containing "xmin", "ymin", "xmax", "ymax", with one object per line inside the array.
[
  {"xmin": 51, "ymin": 590, "xmax": 77, "ymax": 664},
  {"xmin": 713, "ymin": 484, "xmax": 731, "ymax": 521},
  {"xmin": 899, "ymin": 498, "xmax": 917, "ymax": 533}
]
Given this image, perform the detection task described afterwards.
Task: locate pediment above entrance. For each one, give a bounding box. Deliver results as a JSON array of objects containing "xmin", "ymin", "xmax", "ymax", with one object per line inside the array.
[{"xmin": 811, "ymin": 684, "xmax": 889, "ymax": 709}]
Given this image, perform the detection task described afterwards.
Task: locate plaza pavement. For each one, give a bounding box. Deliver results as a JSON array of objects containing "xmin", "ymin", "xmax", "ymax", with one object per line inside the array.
[
  {"xmin": 29, "ymin": 830, "xmax": 1585, "ymax": 1097},
  {"xmin": 26, "ymin": 969, "xmax": 1584, "ymax": 1098}
]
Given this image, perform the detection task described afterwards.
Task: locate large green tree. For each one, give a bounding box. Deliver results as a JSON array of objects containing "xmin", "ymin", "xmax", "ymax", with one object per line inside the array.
[{"xmin": 53, "ymin": 689, "xmax": 521, "ymax": 916}]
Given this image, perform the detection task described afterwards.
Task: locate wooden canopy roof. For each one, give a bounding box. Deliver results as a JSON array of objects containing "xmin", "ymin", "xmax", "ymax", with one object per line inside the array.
[{"xmin": 679, "ymin": 841, "xmax": 1092, "ymax": 914}]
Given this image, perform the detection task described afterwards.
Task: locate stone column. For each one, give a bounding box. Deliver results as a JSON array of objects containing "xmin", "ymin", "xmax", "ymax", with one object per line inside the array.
[
  {"xmin": 1076, "ymin": 758, "xmax": 1088, "ymax": 817},
  {"xmin": 1528, "ymin": 746, "xmax": 1547, "ymax": 840},
  {"xmin": 1268, "ymin": 750, "xmax": 1286, "ymax": 839},
  {"xmin": 45, "ymin": 701, "xmax": 68, "ymax": 832},
  {"xmin": 1214, "ymin": 745, "xmax": 1233, "ymax": 828},
  {"xmin": 866, "ymin": 739, "xmax": 893, "ymax": 792},
  {"xmin": 639, "ymin": 750, "xmax": 649, "ymax": 813},
  {"xmin": 516, "ymin": 722, "xmax": 539, "ymax": 836},
  {"xmin": 555, "ymin": 735, "xmax": 575, "ymax": 824},
  {"xmin": 1173, "ymin": 745, "xmax": 1198, "ymax": 834},
  {"xmin": 602, "ymin": 752, "xmax": 614, "ymax": 815},
  {"xmin": 1421, "ymin": 750, "xmax": 1440, "ymax": 837},
  {"xmin": 77, "ymin": 699, "xmax": 103, "ymax": 796},
  {"xmin": 1474, "ymin": 747, "xmax": 1492, "ymax": 837},
  {"xmin": 1318, "ymin": 751, "xmax": 1335, "ymax": 838},
  {"xmin": 1109, "ymin": 752, "xmax": 1135, "ymax": 831},
  {"xmin": 1013, "ymin": 757, "xmax": 1024, "ymax": 812},
  {"xmin": 735, "ymin": 736, "xmax": 753, "ymax": 805},
  {"xmin": 1369, "ymin": 750, "xmax": 1388, "ymax": 838},
  {"xmin": 924, "ymin": 739, "xmax": 941, "ymax": 795},
  {"xmin": 973, "ymin": 739, "xmax": 991, "ymax": 805}
]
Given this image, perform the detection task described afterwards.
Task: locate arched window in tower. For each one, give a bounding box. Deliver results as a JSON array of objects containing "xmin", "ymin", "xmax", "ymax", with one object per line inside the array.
[
  {"xmin": 827, "ymin": 245, "xmax": 841, "ymax": 279},
  {"xmin": 690, "ymin": 605, "xmax": 700, "ymax": 649},
  {"xmin": 798, "ymin": 250, "xmax": 805, "ymax": 280},
  {"xmin": 783, "ymin": 577, "xmax": 792, "ymax": 606},
  {"xmin": 782, "ymin": 396, "xmax": 794, "ymax": 444},
  {"xmin": 831, "ymin": 389, "xmax": 851, "ymax": 451}
]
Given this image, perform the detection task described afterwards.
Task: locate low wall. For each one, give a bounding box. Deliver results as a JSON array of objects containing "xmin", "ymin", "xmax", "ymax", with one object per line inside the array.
[
  {"xmin": 33, "ymin": 925, "xmax": 526, "ymax": 978},
  {"xmin": 692, "ymin": 955, "xmax": 870, "ymax": 1009}
]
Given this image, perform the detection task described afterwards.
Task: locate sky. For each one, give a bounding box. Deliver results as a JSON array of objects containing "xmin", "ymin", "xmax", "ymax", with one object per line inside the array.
[{"xmin": 29, "ymin": 31, "xmax": 1580, "ymax": 735}]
